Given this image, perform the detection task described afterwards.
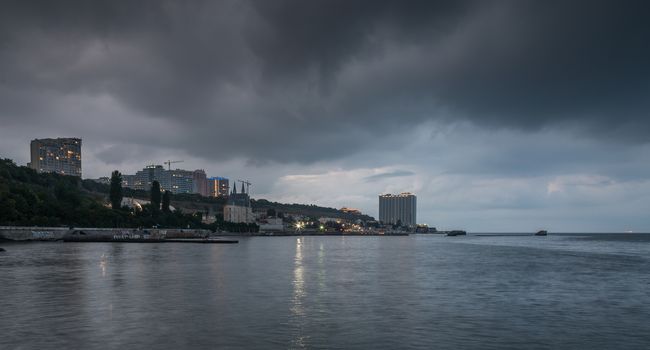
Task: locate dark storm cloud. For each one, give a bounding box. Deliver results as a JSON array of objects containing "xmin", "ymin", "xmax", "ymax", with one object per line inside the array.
[{"xmin": 1, "ymin": 0, "xmax": 649, "ymax": 164}]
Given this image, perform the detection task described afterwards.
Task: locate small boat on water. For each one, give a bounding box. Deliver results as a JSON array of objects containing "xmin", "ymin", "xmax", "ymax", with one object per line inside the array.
[
  {"xmin": 446, "ymin": 230, "xmax": 467, "ymax": 236},
  {"xmin": 535, "ymin": 230, "xmax": 548, "ymax": 236}
]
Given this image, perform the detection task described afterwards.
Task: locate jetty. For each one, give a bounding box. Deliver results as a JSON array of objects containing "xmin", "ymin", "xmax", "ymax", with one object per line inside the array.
[{"xmin": 63, "ymin": 237, "xmax": 238, "ymax": 244}]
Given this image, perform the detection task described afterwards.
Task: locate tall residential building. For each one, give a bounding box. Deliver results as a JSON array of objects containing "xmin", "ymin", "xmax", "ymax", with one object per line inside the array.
[
  {"xmin": 133, "ymin": 165, "xmax": 166, "ymax": 191},
  {"xmin": 207, "ymin": 177, "xmax": 229, "ymax": 197},
  {"xmin": 28, "ymin": 138, "xmax": 82, "ymax": 177},
  {"xmin": 378, "ymin": 192, "xmax": 417, "ymax": 226},
  {"xmin": 192, "ymin": 170, "xmax": 209, "ymax": 197},
  {"xmin": 167, "ymin": 169, "xmax": 194, "ymax": 194}
]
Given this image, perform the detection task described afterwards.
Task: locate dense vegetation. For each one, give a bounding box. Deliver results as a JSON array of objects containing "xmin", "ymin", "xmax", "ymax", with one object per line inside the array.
[
  {"xmin": 0, "ymin": 158, "xmax": 204, "ymax": 228},
  {"xmin": 251, "ymin": 199, "xmax": 375, "ymax": 222}
]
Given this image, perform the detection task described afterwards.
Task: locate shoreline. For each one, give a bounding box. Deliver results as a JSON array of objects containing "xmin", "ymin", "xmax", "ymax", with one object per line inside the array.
[{"xmin": 0, "ymin": 226, "xmax": 410, "ymax": 242}]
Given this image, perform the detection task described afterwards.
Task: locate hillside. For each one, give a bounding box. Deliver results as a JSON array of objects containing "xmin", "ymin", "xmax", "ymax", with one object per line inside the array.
[
  {"xmin": 0, "ymin": 158, "xmax": 203, "ymax": 228},
  {"xmin": 86, "ymin": 179, "xmax": 374, "ymax": 222},
  {"xmin": 0, "ymin": 156, "xmax": 374, "ymax": 228},
  {"xmin": 251, "ymin": 199, "xmax": 375, "ymax": 222}
]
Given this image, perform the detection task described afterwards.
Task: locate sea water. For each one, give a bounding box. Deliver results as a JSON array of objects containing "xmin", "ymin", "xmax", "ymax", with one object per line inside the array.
[{"xmin": 1, "ymin": 234, "xmax": 649, "ymax": 349}]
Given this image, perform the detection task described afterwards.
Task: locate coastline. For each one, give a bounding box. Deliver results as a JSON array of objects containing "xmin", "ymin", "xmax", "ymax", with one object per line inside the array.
[{"xmin": 0, "ymin": 226, "xmax": 410, "ymax": 242}]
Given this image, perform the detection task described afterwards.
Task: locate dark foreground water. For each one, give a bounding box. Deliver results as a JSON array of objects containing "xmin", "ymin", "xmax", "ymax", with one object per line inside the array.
[{"xmin": 1, "ymin": 234, "xmax": 649, "ymax": 349}]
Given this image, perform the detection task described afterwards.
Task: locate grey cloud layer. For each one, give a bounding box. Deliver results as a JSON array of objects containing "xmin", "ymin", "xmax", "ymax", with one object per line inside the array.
[
  {"xmin": 364, "ymin": 170, "xmax": 415, "ymax": 182},
  {"xmin": 1, "ymin": 0, "xmax": 649, "ymax": 164}
]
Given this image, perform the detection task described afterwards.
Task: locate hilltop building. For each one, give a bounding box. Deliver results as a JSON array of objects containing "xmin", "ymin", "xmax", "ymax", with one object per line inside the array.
[
  {"xmin": 167, "ymin": 169, "xmax": 194, "ymax": 193},
  {"xmin": 207, "ymin": 177, "xmax": 229, "ymax": 197},
  {"xmin": 131, "ymin": 165, "xmax": 166, "ymax": 191},
  {"xmin": 119, "ymin": 164, "xmax": 228, "ymax": 197},
  {"xmin": 121, "ymin": 174, "xmax": 137, "ymax": 188},
  {"xmin": 192, "ymin": 170, "xmax": 209, "ymax": 197},
  {"xmin": 224, "ymin": 182, "xmax": 253, "ymax": 223},
  {"xmin": 121, "ymin": 165, "xmax": 203, "ymax": 195},
  {"xmin": 378, "ymin": 192, "xmax": 417, "ymax": 227},
  {"xmin": 341, "ymin": 207, "xmax": 362, "ymax": 215},
  {"xmin": 28, "ymin": 138, "xmax": 82, "ymax": 177}
]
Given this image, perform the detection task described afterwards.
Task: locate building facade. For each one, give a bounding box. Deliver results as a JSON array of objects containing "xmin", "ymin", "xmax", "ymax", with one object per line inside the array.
[
  {"xmin": 207, "ymin": 177, "xmax": 229, "ymax": 197},
  {"xmin": 167, "ymin": 169, "xmax": 194, "ymax": 194},
  {"xmin": 121, "ymin": 174, "xmax": 137, "ymax": 188},
  {"xmin": 28, "ymin": 138, "xmax": 82, "ymax": 177},
  {"xmin": 224, "ymin": 182, "xmax": 253, "ymax": 223},
  {"xmin": 132, "ymin": 165, "xmax": 166, "ymax": 191},
  {"xmin": 378, "ymin": 192, "xmax": 417, "ymax": 226},
  {"xmin": 192, "ymin": 170, "xmax": 209, "ymax": 197}
]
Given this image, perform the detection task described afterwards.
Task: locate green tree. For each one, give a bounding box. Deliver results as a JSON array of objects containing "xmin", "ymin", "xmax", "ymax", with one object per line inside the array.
[
  {"xmin": 151, "ymin": 180, "xmax": 161, "ymax": 212},
  {"xmin": 162, "ymin": 190, "xmax": 171, "ymax": 212},
  {"xmin": 109, "ymin": 170, "xmax": 123, "ymax": 210}
]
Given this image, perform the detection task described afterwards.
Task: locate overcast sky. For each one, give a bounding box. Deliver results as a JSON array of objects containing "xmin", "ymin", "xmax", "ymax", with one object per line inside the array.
[{"xmin": 1, "ymin": 0, "xmax": 649, "ymax": 232}]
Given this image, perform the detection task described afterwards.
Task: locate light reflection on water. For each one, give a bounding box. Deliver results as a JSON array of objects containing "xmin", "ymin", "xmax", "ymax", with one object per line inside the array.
[
  {"xmin": 1, "ymin": 234, "xmax": 650, "ymax": 349},
  {"xmin": 291, "ymin": 237, "xmax": 307, "ymax": 348}
]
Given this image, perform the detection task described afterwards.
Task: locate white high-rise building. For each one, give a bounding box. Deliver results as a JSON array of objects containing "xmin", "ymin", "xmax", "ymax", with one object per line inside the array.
[{"xmin": 378, "ymin": 192, "xmax": 417, "ymax": 226}]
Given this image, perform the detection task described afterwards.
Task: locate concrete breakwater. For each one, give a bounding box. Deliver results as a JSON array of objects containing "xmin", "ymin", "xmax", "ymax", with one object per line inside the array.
[
  {"xmin": 1, "ymin": 226, "xmax": 74, "ymax": 241},
  {"xmin": 63, "ymin": 237, "xmax": 238, "ymax": 244},
  {"xmin": 0, "ymin": 226, "xmax": 212, "ymax": 242}
]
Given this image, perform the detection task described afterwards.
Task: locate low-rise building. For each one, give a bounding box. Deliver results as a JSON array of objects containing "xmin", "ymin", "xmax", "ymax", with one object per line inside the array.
[
  {"xmin": 318, "ymin": 217, "xmax": 342, "ymax": 224},
  {"xmin": 258, "ymin": 217, "xmax": 285, "ymax": 232}
]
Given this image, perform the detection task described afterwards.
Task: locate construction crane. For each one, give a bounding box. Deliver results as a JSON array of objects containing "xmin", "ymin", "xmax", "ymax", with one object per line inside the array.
[
  {"xmin": 164, "ymin": 160, "xmax": 184, "ymax": 170},
  {"xmin": 237, "ymin": 179, "xmax": 252, "ymax": 194}
]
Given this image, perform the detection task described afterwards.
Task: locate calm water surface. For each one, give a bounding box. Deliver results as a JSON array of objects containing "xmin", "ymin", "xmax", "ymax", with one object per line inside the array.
[{"xmin": 1, "ymin": 234, "xmax": 649, "ymax": 349}]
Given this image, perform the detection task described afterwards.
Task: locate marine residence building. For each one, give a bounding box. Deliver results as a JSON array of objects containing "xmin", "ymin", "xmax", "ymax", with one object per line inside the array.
[
  {"xmin": 378, "ymin": 192, "xmax": 417, "ymax": 227},
  {"xmin": 28, "ymin": 138, "xmax": 82, "ymax": 177}
]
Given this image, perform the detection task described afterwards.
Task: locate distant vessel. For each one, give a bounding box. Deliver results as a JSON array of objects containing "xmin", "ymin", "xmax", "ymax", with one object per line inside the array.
[
  {"xmin": 446, "ymin": 230, "xmax": 467, "ymax": 236},
  {"xmin": 535, "ymin": 230, "xmax": 548, "ymax": 236}
]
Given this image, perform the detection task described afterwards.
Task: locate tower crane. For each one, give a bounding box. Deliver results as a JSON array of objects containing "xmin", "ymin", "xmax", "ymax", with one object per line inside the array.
[{"xmin": 164, "ymin": 160, "xmax": 184, "ymax": 170}]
